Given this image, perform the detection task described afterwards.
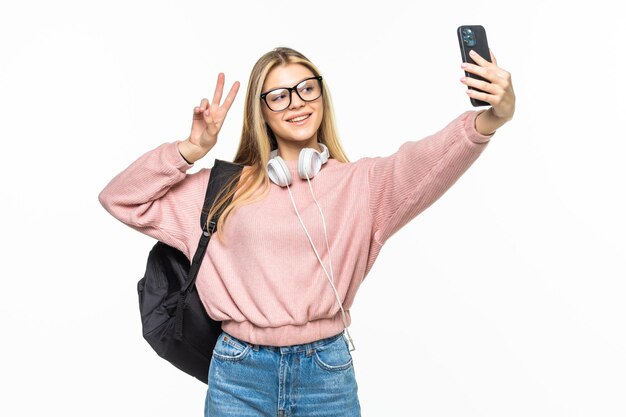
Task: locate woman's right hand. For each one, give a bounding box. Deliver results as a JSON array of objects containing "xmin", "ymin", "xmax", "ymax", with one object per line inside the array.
[{"xmin": 178, "ymin": 73, "xmax": 240, "ymax": 164}]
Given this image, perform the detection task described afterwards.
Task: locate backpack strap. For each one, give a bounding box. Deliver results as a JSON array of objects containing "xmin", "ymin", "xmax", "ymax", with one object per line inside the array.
[
  {"xmin": 175, "ymin": 159, "xmax": 243, "ymax": 340},
  {"xmin": 199, "ymin": 159, "xmax": 245, "ymax": 231}
]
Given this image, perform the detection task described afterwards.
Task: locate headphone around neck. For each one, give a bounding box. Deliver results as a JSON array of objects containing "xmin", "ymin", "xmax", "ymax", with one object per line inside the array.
[
  {"xmin": 266, "ymin": 143, "xmax": 329, "ymax": 187},
  {"xmin": 263, "ymin": 141, "xmax": 355, "ymax": 350}
]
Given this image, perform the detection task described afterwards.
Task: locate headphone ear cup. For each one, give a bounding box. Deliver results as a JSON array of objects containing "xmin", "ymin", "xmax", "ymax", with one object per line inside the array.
[
  {"xmin": 267, "ymin": 156, "xmax": 292, "ymax": 187},
  {"xmin": 318, "ymin": 143, "xmax": 329, "ymax": 164},
  {"xmin": 298, "ymin": 147, "xmax": 323, "ymax": 180}
]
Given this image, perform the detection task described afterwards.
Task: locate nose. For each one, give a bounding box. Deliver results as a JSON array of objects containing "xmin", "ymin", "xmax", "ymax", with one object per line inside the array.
[{"xmin": 288, "ymin": 89, "xmax": 305, "ymax": 109}]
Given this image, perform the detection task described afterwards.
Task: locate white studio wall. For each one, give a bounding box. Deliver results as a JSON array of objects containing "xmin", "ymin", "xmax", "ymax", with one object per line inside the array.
[{"xmin": 1, "ymin": 1, "xmax": 624, "ymax": 416}]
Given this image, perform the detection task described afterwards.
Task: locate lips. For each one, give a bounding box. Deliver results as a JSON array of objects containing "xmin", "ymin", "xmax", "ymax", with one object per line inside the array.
[{"xmin": 286, "ymin": 113, "xmax": 311, "ymax": 123}]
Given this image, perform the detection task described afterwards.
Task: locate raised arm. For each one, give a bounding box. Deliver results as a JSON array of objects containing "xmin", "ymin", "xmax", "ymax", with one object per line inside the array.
[
  {"xmin": 367, "ymin": 111, "xmax": 492, "ymax": 245},
  {"xmin": 367, "ymin": 49, "xmax": 515, "ymax": 245},
  {"xmin": 99, "ymin": 73, "xmax": 240, "ymax": 256}
]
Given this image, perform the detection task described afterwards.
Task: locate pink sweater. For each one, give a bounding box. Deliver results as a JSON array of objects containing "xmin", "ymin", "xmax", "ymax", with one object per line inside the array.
[{"xmin": 99, "ymin": 110, "xmax": 492, "ymax": 346}]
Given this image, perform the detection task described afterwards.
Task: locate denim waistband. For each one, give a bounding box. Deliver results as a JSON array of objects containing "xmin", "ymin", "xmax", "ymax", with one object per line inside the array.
[{"xmin": 222, "ymin": 331, "xmax": 345, "ymax": 355}]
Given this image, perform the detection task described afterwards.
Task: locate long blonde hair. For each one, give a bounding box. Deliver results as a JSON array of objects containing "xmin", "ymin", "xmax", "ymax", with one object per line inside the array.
[{"xmin": 206, "ymin": 47, "xmax": 349, "ymax": 239}]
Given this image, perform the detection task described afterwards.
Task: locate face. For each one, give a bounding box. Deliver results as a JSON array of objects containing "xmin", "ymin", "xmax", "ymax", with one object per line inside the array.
[{"xmin": 261, "ymin": 63, "xmax": 324, "ymax": 155}]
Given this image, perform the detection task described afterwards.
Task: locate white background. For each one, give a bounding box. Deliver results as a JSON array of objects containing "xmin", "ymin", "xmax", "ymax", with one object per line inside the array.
[{"xmin": 1, "ymin": 0, "xmax": 624, "ymax": 416}]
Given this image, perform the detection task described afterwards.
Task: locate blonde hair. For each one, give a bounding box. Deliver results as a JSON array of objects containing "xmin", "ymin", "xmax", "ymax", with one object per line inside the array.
[{"xmin": 206, "ymin": 47, "xmax": 349, "ymax": 239}]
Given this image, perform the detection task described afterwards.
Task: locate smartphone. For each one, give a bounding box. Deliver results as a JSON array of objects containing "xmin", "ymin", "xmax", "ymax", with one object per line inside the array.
[{"xmin": 457, "ymin": 25, "xmax": 491, "ymax": 107}]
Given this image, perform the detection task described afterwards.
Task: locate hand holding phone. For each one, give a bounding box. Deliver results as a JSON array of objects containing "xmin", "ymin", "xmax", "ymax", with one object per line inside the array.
[{"xmin": 457, "ymin": 25, "xmax": 491, "ymax": 106}]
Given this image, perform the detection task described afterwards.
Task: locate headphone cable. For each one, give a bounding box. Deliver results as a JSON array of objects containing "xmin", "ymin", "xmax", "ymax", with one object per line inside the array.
[{"xmin": 285, "ymin": 178, "xmax": 356, "ymax": 351}]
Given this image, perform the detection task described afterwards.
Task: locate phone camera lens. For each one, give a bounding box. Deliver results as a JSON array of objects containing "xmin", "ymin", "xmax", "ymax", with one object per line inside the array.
[{"xmin": 461, "ymin": 28, "xmax": 476, "ymax": 47}]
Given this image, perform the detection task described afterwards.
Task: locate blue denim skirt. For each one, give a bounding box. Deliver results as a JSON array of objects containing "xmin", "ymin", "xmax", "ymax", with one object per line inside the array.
[{"xmin": 205, "ymin": 331, "xmax": 361, "ymax": 417}]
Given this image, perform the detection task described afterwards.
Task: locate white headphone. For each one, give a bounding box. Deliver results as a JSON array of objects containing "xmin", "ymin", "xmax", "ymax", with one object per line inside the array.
[{"xmin": 266, "ymin": 143, "xmax": 329, "ymax": 187}]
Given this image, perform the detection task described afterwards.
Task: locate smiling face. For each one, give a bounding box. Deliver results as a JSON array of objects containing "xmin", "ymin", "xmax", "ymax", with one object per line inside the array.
[{"xmin": 261, "ymin": 63, "xmax": 324, "ymax": 159}]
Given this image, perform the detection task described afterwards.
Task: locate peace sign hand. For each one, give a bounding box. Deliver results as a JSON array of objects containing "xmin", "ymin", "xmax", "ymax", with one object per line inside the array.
[{"xmin": 179, "ymin": 73, "xmax": 240, "ymax": 164}]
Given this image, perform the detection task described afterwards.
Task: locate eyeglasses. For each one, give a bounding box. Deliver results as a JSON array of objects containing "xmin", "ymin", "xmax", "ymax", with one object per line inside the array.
[{"xmin": 260, "ymin": 76, "xmax": 323, "ymax": 112}]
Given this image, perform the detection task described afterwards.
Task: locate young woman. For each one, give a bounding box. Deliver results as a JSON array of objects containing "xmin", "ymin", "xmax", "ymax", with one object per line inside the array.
[{"xmin": 100, "ymin": 46, "xmax": 515, "ymax": 416}]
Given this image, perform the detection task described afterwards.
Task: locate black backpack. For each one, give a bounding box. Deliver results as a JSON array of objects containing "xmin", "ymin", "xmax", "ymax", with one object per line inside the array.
[{"xmin": 137, "ymin": 159, "xmax": 243, "ymax": 384}]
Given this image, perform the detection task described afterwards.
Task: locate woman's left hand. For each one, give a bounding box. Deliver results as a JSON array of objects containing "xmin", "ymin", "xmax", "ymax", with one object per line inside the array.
[{"xmin": 460, "ymin": 49, "xmax": 515, "ymax": 134}]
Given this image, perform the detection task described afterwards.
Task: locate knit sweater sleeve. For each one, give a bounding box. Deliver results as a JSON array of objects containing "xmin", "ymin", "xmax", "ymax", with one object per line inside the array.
[
  {"xmin": 98, "ymin": 141, "xmax": 209, "ymax": 257},
  {"xmin": 367, "ymin": 110, "xmax": 492, "ymax": 245}
]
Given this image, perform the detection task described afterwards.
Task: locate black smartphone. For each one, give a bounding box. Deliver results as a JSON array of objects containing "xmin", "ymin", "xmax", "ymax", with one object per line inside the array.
[{"xmin": 457, "ymin": 25, "xmax": 491, "ymax": 107}]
